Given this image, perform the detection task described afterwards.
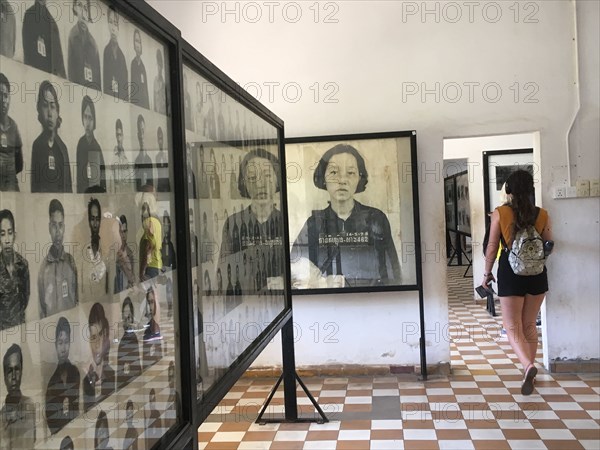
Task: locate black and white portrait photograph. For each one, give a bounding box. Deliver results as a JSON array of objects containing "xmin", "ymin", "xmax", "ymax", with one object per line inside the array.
[
  {"xmin": 286, "ymin": 132, "xmax": 418, "ymax": 293},
  {"xmin": 1, "ymin": 343, "xmax": 37, "ymax": 448},
  {"xmin": 39, "ymin": 199, "xmax": 79, "ymax": 318},
  {"xmin": 68, "ymin": 0, "xmax": 101, "ymax": 89},
  {"xmin": 0, "ymin": 208, "xmax": 30, "ymax": 330},
  {"xmin": 45, "ymin": 316, "xmax": 80, "ymax": 434},
  {"xmin": 0, "ymin": 72, "xmax": 23, "ymax": 192},
  {"xmin": 83, "ymin": 302, "xmax": 115, "ymax": 412}
]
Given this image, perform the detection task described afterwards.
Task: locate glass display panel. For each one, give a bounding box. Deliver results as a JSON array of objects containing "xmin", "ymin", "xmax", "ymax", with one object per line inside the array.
[
  {"xmin": 0, "ymin": 1, "xmax": 182, "ymax": 448},
  {"xmin": 181, "ymin": 63, "xmax": 287, "ymax": 399}
]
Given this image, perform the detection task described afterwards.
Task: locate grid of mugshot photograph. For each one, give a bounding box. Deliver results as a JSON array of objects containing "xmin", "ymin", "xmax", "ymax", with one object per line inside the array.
[
  {"xmin": 1, "ymin": 1, "xmax": 180, "ymax": 449},
  {"xmin": 182, "ymin": 65, "xmax": 288, "ymax": 396}
]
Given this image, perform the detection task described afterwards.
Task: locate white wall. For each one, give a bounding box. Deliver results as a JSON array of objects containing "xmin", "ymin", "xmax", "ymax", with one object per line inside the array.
[{"xmin": 149, "ymin": 0, "xmax": 600, "ymax": 366}]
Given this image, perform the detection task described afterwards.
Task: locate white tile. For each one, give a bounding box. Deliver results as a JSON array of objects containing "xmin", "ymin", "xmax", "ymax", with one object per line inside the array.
[
  {"xmin": 535, "ymin": 387, "xmax": 567, "ymax": 395},
  {"xmin": 434, "ymin": 419, "xmax": 467, "ymax": 429},
  {"xmin": 429, "ymin": 402, "xmax": 460, "ymax": 411},
  {"xmin": 456, "ymin": 395, "xmax": 486, "ymax": 403},
  {"xmin": 247, "ymin": 422, "xmax": 280, "ymax": 432},
  {"xmin": 507, "ymin": 440, "xmax": 548, "ymax": 449},
  {"xmin": 303, "ymin": 441, "xmax": 337, "ymax": 450},
  {"xmin": 488, "ymin": 359, "xmax": 514, "ymax": 365},
  {"xmin": 370, "ymin": 440, "xmax": 404, "ymax": 449},
  {"xmin": 402, "ymin": 429, "xmax": 437, "ymax": 440},
  {"xmin": 588, "ymin": 410, "xmax": 600, "ymax": 420},
  {"xmin": 319, "ymin": 390, "xmax": 346, "ymax": 397},
  {"xmin": 450, "ymin": 382, "xmax": 478, "ymax": 388},
  {"xmin": 473, "ymin": 375, "xmax": 501, "ymax": 381},
  {"xmin": 373, "ymin": 389, "xmax": 400, "ymax": 396},
  {"xmin": 572, "ymin": 394, "xmax": 600, "ymax": 402},
  {"xmin": 548, "ymin": 402, "xmax": 583, "ymax": 410},
  {"xmin": 345, "ymin": 396, "xmax": 372, "ymax": 404},
  {"xmin": 348, "ymin": 382, "xmax": 372, "ymax": 390},
  {"xmin": 556, "ymin": 380, "xmax": 589, "ymax": 387},
  {"xmin": 481, "ymin": 387, "xmax": 511, "ymax": 395},
  {"xmin": 439, "ymin": 440, "xmax": 475, "ymax": 450},
  {"xmin": 211, "ymin": 432, "xmax": 246, "ymax": 442},
  {"xmin": 469, "ymin": 429, "xmax": 505, "ymax": 440},
  {"xmin": 338, "ymin": 430, "xmax": 370, "ymax": 440},
  {"xmin": 524, "ymin": 410, "xmax": 559, "ymax": 420},
  {"xmin": 497, "ymin": 419, "xmax": 533, "ymax": 429},
  {"xmin": 198, "ymin": 442, "xmax": 207, "ymax": 450},
  {"xmin": 536, "ymin": 429, "xmax": 576, "ymax": 440},
  {"xmin": 400, "ymin": 395, "xmax": 429, "ymax": 403},
  {"xmin": 223, "ymin": 391, "xmax": 245, "ymax": 400},
  {"xmin": 462, "ymin": 409, "xmax": 496, "ymax": 421},
  {"xmin": 371, "ymin": 419, "xmax": 403, "ymax": 430},
  {"xmin": 309, "ymin": 421, "xmax": 341, "ymax": 431},
  {"xmin": 562, "ymin": 419, "xmax": 599, "ymax": 429},
  {"xmin": 274, "ymin": 431, "xmax": 308, "ymax": 441},
  {"xmin": 198, "ymin": 422, "xmax": 221, "ymax": 432},
  {"xmin": 426, "ymin": 388, "xmax": 454, "ymax": 395},
  {"xmin": 581, "ymin": 440, "xmax": 600, "ymax": 450}
]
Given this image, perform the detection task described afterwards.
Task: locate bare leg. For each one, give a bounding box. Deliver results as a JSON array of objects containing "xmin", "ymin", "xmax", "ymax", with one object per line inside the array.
[
  {"xmin": 499, "ymin": 296, "xmax": 533, "ymax": 370},
  {"xmin": 522, "ymin": 293, "xmax": 546, "ymax": 363}
]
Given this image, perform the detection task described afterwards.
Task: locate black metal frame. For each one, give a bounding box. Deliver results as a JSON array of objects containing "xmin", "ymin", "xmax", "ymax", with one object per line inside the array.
[
  {"xmin": 482, "ymin": 148, "xmax": 534, "ymax": 222},
  {"xmin": 285, "ymin": 131, "xmax": 428, "ymax": 380},
  {"xmin": 285, "ymin": 130, "xmax": 422, "ymax": 296},
  {"xmin": 444, "ymin": 171, "xmax": 472, "ymax": 276}
]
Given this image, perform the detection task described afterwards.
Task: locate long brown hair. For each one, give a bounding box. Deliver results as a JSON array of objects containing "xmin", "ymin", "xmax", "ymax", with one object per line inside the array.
[{"xmin": 505, "ymin": 169, "xmax": 536, "ymax": 235}]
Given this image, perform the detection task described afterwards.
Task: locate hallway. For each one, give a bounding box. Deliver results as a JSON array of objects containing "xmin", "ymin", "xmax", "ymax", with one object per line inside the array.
[{"xmin": 198, "ymin": 267, "xmax": 600, "ymax": 449}]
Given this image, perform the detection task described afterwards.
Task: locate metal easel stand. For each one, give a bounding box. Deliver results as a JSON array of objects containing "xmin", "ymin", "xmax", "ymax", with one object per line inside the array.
[{"xmin": 256, "ymin": 318, "xmax": 328, "ymax": 425}]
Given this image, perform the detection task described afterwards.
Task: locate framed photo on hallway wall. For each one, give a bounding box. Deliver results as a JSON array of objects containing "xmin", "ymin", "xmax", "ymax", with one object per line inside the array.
[{"xmin": 286, "ymin": 131, "xmax": 421, "ymax": 295}]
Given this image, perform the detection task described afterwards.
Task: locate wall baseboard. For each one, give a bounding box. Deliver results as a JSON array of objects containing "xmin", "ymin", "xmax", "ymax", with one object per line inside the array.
[
  {"xmin": 244, "ymin": 362, "xmax": 451, "ymax": 378},
  {"xmin": 550, "ymin": 359, "xmax": 600, "ymax": 373}
]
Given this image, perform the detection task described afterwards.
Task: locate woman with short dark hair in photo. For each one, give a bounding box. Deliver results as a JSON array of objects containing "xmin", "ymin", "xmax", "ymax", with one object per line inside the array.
[
  {"xmin": 291, "ymin": 144, "xmax": 401, "ymax": 288},
  {"xmin": 76, "ymin": 95, "xmax": 106, "ymax": 193},
  {"xmin": 0, "ymin": 72, "xmax": 23, "ymax": 192},
  {"xmin": 31, "ymin": 81, "xmax": 73, "ymax": 193}
]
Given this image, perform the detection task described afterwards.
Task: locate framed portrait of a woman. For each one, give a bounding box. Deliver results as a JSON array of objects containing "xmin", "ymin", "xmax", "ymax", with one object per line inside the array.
[{"xmin": 286, "ymin": 131, "xmax": 421, "ymax": 294}]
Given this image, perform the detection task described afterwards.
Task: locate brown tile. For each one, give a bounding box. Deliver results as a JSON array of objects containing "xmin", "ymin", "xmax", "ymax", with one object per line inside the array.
[
  {"xmin": 403, "ymin": 440, "xmax": 440, "ymax": 450},
  {"xmin": 528, "ymin": 419, "xmax": 566, "ymax": 429},
  {"xmin": 346, "ymin": 389, "xmax": 372, "ymax": 396},
  {"xmin": 541, "ymin": 394, "xmax": 575, "ymax": 403},
  {"xmin": 571, "ymin": 429, "xmax": 600, "ymax": 440},
  {"xmin": 269, "ymin": 442, "xmax": 305, "ymax": 450},
  {"xmin": 370, "ymin": 429, "xmax": 404, "ymax": 440},
  {"xmin": 579, "ymin": 402, "xmax": 600, "ymax": 410},
  {"xmin": 400, "ymin": 388, "xmax": 428, "ymax": 395},
  {"xmin": 375, "ymin": 382, "xmax": 401, "ymax": 389},
  {"xmin": 543, "ymin": 440, "xmax": 585, "ymax": 450},
  {"xmin": 402, "ymin": 420, "xmax": 435, "ymax": 429},
  {"xmin": 278, "ymin": 422, "xmax": 312, "ymax": 431},
  {"xmin": 518, "ymin": 401, "xmax": 553, "ymax": 411},
  {"xmin": 197, "ymin": 432, "xmax": 215, "ymax": 443},
  {"xmin": 424, "ymin": 381, "xmax": 452, "ymax": 388},
  {"xmin": 430, "ymin": 410, "xmax": 463, "ymax": 422},
  {"xmin": 491, "ymin": 409, "xmax": 528, "ymax": 421},
  {"xmin": 340, "ymin": 420, "xmax": 372, "ymax": 430},
  {"xmin": 306, "ymin": 430, "xmax": 339, "ymax": 441},
  {"xmin": 483, "ymin": 395, "xmax": 514, "ymax": 403},
  {"xmin": 427, "ymin": 395, "xmax": 457, "ymax": 403},
  {"xmin": 564, "ymin": 387, "xmax": 597, "ymax": 395},
  {"xmin": 319, "ymin": 397, "xmax": 346, "ymax": 403},
  {"xmin": 343, "ymin": 404, "xmax": 372, "ymax": 413},
  {"xmin": 242, "ymin": 431, "xmax": 277, "ymax": 441},
  {"xmin": 336, "ymin": 441, "xmax": 371, "ymax": 450},
  {"xmin": 555, "ymin": 410, "xmax": 592, "ymax": 420},
  {"xmin": 450, "ymin": 375, "xmax": 475, "ymax": 382},
  {"xmin": 218, "ymin": 421, "xmax": 252, "ymax": 432},
  {"xmin": 473, "ymin": 440, "xmax": 511, "ymax": 449},
  {"xmin": 502, "ymin": 429, "xmax": 540, "ymax": 439},
  {"xmin": 435, "ymin": 429, "xmax": 471, "ymax": 440},
  {"xmin": 464, "ymin": 420, "xmax": 501, "ymax": 429},
  {"xmin": 205, "ymin": 443, "xmax": 240, "ymax": 450},
  {"xmin": 454, "ymin": 388, "xmax": 482, "ymax": 395},
  {"xmin": 477, "ymin": 382, "xmax": 505, "ymax": 388},
  {"xmin": 457, "ymin": 402, "xmax": 489, "ymax": 410}
]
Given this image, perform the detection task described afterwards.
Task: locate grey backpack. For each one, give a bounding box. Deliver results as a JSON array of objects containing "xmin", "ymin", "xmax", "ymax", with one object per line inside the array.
[{"xmin": 504, "ymin": 208, "xmax": 545, "ymax": 276}]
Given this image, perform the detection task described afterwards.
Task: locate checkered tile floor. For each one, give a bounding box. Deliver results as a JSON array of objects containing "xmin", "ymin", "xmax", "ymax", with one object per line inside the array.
[{"xmin": 198, "ymin": 266, "xmax": 600, "ymax": 449}]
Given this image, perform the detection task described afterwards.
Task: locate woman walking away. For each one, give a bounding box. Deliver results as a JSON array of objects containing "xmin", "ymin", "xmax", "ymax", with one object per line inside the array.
[{"xmin": 482, "ymin": 170, "xmax": 553, "ymax": 395}]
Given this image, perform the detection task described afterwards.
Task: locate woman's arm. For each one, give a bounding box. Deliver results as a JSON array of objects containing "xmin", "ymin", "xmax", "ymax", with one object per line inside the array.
[{"xmin": 483, "ymin": 209, "xmax": 501, "ymax": 289}]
